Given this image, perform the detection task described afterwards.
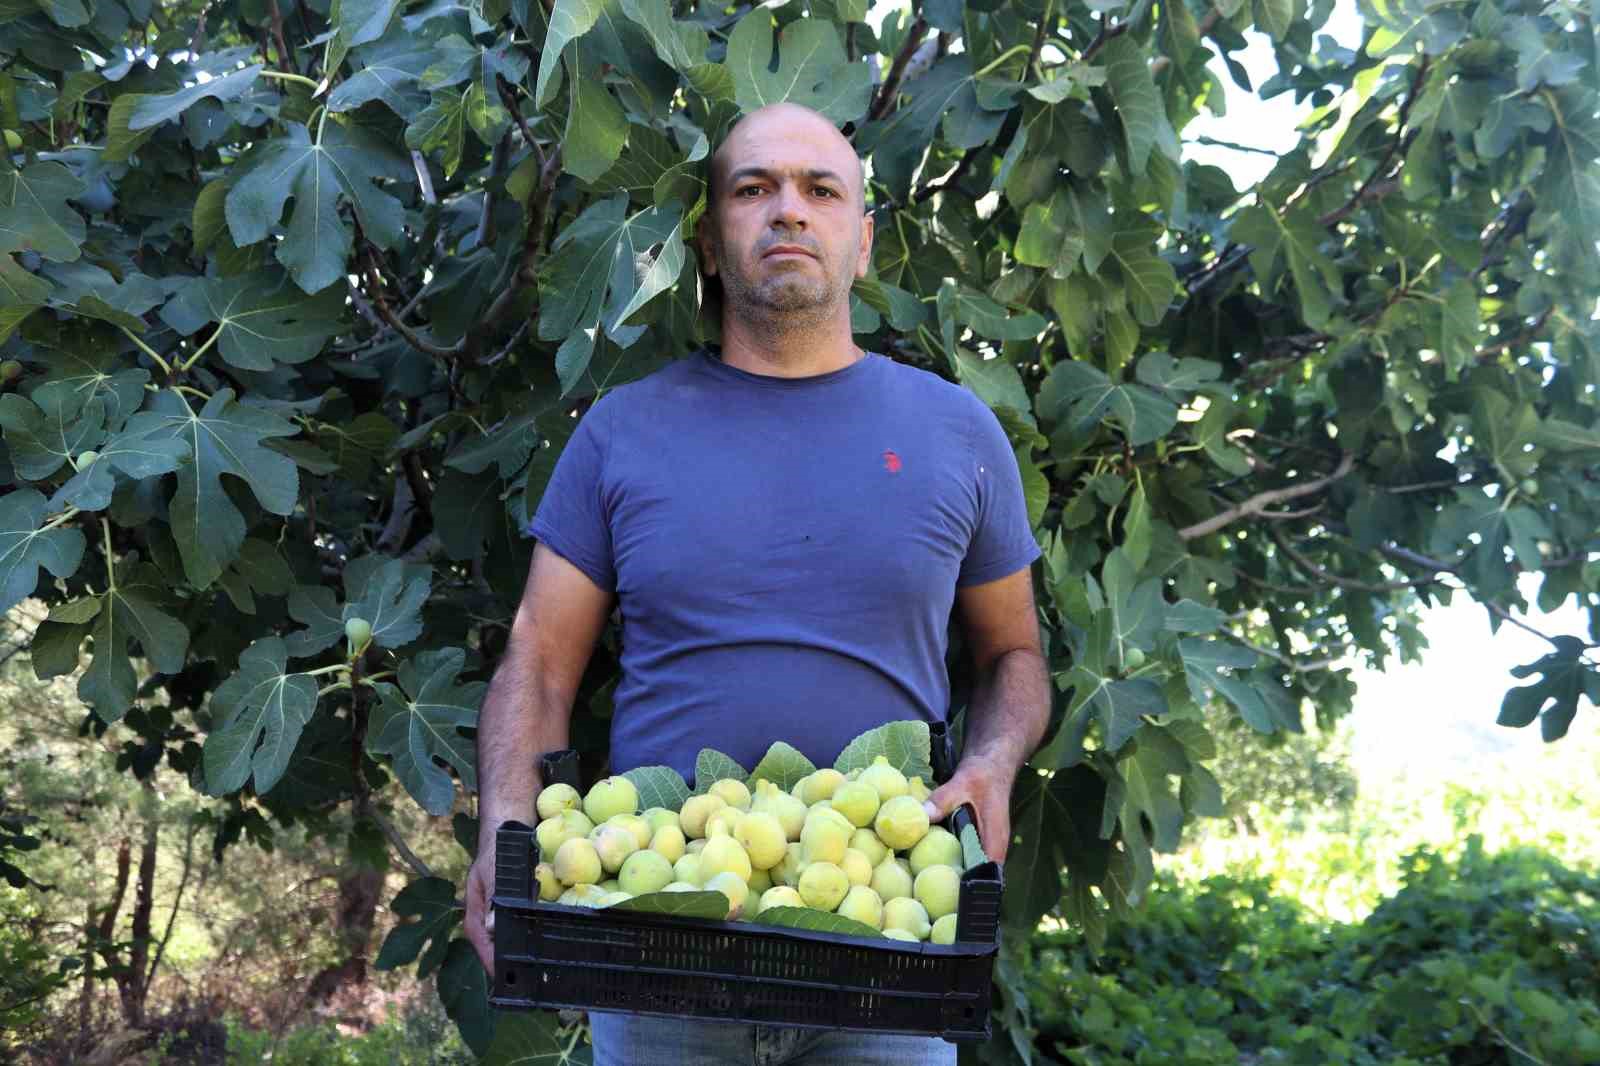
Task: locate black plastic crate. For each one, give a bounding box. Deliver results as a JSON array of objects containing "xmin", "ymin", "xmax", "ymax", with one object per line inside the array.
[{"xmin": 490, "ymin": 722, "xmax": 1004, "ymax": 1042}]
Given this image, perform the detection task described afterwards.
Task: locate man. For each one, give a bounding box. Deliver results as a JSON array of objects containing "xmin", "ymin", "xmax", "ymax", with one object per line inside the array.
[{"xmin": 464, "ymin": 102, "xmax": 1050, "ymax": 1065}]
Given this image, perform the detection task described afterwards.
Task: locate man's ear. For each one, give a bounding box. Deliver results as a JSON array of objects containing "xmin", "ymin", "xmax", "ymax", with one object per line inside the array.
[
  {"xmin": 854, "ymin": 211, "xmax": 874, "ymax": 279},
  {"xmin": 695, "ymin": 215, "xmax": 720, "ymax": 278}
]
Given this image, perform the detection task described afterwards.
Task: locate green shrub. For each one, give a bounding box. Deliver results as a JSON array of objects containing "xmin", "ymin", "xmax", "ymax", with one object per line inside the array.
[
  {"xmin": 214, "ymin": 996, "xmax": 474, "ymax": 1066},
  {"xmin": 1024, "ymin": 840, "xmax": 1600, "ymax": 1065}
]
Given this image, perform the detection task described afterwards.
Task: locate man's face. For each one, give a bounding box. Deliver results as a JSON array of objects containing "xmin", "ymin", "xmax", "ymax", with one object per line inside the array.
[{"xmin": 699, "ymin": 105, "xmax": 874, "ymax": 322}]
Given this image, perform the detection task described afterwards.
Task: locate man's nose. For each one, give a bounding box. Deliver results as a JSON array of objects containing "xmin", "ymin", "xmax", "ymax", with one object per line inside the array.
[{"xmin": 769, "ymin": 184, "xmax": 809, "ymax": 228}]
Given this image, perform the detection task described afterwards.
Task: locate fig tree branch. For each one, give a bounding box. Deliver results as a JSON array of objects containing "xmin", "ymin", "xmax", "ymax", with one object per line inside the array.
[
  {"xmin": 264, "ymin": 0, "xmax": 296, "ymax": 76},
  {"xmin": 1178, "ymin": 451, "xmax": 1354, "ymax": 540},
  {"xmin": 868, "ymin": 17, "xmax": 928, "ymax": 122},
  {"xmin": 461, "ymin": 143, "xmax": 562, "ymax": 362}
]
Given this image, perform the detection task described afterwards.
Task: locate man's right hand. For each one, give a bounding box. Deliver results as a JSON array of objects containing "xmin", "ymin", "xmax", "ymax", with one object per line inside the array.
[{"xmin": 465, "ymin": 834, "xmax": 498, "ymax": 976}]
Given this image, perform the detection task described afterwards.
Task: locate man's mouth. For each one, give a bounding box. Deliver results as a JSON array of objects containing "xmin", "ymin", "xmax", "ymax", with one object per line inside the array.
[{"xmin": 763, "ymin": 244, "xmax": 817, "ymax": 259}]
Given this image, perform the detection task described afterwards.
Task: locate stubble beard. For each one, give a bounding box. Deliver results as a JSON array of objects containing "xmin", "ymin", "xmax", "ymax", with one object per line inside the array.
[{"xmin": 713, "ymin": 235, "xmax": 853, "ymax": 334}]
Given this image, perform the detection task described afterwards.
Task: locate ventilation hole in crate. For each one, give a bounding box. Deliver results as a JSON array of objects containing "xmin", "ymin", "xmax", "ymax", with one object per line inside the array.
[{"xmin": 505, "ymin": 969, "xmax": 518, "ymax": 985}]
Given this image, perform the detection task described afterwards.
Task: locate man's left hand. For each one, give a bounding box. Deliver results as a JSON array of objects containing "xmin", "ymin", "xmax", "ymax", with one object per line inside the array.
[{"xmin": 923, "ymin": 755, "xmax": 1014, "ymax": 863}]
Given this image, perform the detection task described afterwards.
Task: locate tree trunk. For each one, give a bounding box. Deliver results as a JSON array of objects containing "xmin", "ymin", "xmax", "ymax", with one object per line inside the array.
[
  {"xmin": 305, "ymin": 865, "xmax": 385, "ymax": 1004},
  {"xmin": 82, "ymin": 837, "xmax": 131, "ymax": 1043},
  {"xmin": 118, "ymin": 781, "xmax": 159, "ymax": 1028}
]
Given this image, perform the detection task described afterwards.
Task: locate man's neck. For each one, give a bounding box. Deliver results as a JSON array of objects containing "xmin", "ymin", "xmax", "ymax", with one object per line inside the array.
[{"xmin": 715, "ymin": 310, "xmax": 862, "ymax": 379}]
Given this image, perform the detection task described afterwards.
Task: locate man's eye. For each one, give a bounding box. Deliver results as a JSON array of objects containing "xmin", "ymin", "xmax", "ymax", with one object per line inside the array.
[
  {"xmin": 735, "ymin": 186, "xmax": 762, "ymax": 197},
  {"xmin": 814, "ymin": 187, "xmax": 838, "ymax": 198}
]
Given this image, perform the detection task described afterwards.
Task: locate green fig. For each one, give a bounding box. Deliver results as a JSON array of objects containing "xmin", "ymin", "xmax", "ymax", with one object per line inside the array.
[{"xmin": 344, "ymin": 616, "xmax": 372, "ymax": 656}]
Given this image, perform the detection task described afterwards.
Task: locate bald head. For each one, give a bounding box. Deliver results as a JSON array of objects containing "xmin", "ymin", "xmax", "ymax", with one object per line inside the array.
[{"xmin": 708, "ymin": 103, "xmax": 867, "ymax": 210}]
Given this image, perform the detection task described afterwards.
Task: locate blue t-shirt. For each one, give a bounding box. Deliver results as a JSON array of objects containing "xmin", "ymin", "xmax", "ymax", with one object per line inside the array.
[{"xmin": 526, "ymin": 348, "xmax": 1041, "ymax": 781}]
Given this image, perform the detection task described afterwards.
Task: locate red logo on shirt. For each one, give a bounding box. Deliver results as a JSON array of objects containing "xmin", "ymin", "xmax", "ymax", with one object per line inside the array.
[{"xmin": 882, "ymin": 449, "xmax": 902, "ymax": 474}]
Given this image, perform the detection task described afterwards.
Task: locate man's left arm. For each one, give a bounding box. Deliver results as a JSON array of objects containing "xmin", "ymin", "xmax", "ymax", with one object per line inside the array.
[{"xmin": 923, "ymin": 566, "xmax": 1050, "ymax": 862}]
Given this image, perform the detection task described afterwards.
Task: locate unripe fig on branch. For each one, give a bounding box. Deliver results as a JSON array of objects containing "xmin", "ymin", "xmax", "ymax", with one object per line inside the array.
[{"xmin": 344, "ymin": 616, "xmax": 372, "ymax": 657}]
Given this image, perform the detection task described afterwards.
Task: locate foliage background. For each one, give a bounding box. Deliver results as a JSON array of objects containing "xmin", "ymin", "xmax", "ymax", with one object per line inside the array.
[{"xmin": 3, "ymin": 0, "xmax": 1599, "ymax": 1059}]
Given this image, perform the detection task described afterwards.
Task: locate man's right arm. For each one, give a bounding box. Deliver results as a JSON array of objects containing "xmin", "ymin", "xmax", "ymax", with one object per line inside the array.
[{"xmin": 474, "ymin": 542, "xmax": 616, "ymax": 866}]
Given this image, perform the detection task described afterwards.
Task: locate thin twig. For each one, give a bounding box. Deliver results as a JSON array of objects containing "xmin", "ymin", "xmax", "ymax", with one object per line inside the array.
[
  {"xmin": 360, "ymin": 798, "xmax": 436, "ymax": 880},
  {"xmin": 1178, "ymin": 452, "xmax": 1354, "ymax": 540},
  {"xmin": 1376, "ymin": 544, "xmax": 1590, "ymax": 650},
  {"xmin": 1318, "ymin": 56, "xmax": 1431, "ymax": 227},
  {"xmin": 475, "ymin": 131, "xmax": 512, "ymax": 251},
  {"xmin": 1476, "ymin": 307, "xmax": 1552, "ymax": 364},
  {"xmin": 1080, "ymin": 18, "xmax": 1131, "ymax": 63},
  {"xmin": 359, "ymin": 244, "xmax": 458, "ymax": 359},
  {"xmin": 481, "ymin": 318, "xmax": 530, "ymax": 369},
  {"xmin": 1248, "ymin": 639, "xmax": 1353, "ymax": 674},
  {"xmin": 1272, "ymin": 527, "xmax": 1445, "ymax": 593},
  {"xmin": 143, "ymin": 818, "xmax": 199, "ymax": 998},
  {"xmin": 1382, "ymin": 477, "xmax": 1470, "ymax": 494},
  {"xmin": 1193, "ymin": 135, "xmax": 1280, "ymax": 156},
  {"xmin": 346, "ymin": 285, "xmax": 383, "ymax": 330},
  {"xmin": 913, "ymin": 147, "xmax": 981, "ymax": 203},
  {"xmin": 1025, "ymin": 0, "xmax": 1053, "ymax": 80},
  {"xmin": 1233, "ymin": 567, "xmax": 1315, "ymax": 597}
]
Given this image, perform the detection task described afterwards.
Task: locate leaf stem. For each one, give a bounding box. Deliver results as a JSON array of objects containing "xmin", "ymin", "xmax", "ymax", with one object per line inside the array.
[
  {"xmin": 173, "ymin": 385, "xmax": 212, "ymax": 403},
  {"xmin": 303, "ymin": 663, "xmax": 348, "ymax": 678},
  {"xmin": 361, "ymin": 670, "xmax": 395, "ymax": 685},
  {"xmin": 257, "ymin": 69, "xmax": 319, "ymax": 91},
  {"xmin": 119, "ymin": 326, "xmax": 173, "ymax": 376},
  {"xmin": 973, "ymin": 43, "xmax": 1033, "ymax": 80},
  {"xmin": 178, "ymin": 327, "xmax": 222, "ymax": 371},
  {"xmin": 41, "ymin": 507, "xmax": 81, "ymax": 532},
  {"xmin": 314, "ymin": 104, "xmax": 330, "ymax": 145},
  {"xmin": 317, "ymin": 681, "xmax": 352, "ymax": 698},
  {"xmin": 101, "ymin": 518, "xmax": 116, "ymax": 594}
]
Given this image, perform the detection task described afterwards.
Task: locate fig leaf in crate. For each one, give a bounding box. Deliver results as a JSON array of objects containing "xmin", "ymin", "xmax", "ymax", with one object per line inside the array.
[
  {"xmin": 751, "ymin": 905, "xmax": 885, "ymax": 940},
  {"xmin": 833, "ymin": 720, "xmax": 933, "ymax": 784},
  {"xmin": 481, "ymin": 1010, "xmax": 584, "ymax": 1066},
  {"xmin": 621, "ymin": 765, "xmax": 691, "ymax": 812},
  {"xmin": 692, "ymin": 748, "xmax": 747, "ymax": 793},
  {"xmin": 607, "ymin": 890, "xmax": 730, "ymax": 920},
  {"xmin": 960, "ymin": 822, "xmax": 988, "ymax": 870},
  {"xmin": 746, "ymin": 741, "xmax": 817, "ymax": 792}
]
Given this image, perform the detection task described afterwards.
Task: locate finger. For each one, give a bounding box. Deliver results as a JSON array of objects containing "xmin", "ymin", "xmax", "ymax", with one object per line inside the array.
[{"xmin": 922, "ymin": 779, "xmax": 968, "ymax": 823}]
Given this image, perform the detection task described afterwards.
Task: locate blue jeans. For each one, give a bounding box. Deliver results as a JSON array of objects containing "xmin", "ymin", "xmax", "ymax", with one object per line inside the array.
[{"xmin": 589, "ymin": 1010, "xmax": 958, "ymax": 1066}]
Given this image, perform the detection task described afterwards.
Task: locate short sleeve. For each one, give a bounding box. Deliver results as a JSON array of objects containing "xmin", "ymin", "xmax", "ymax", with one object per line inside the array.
[
  {"xmin": 525, "ymin": 400, "xmax": 617, "ymax": 592},
  {"xmin": 958, "ymin": 398, "xmax": 1042, "ymax": 587}
]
